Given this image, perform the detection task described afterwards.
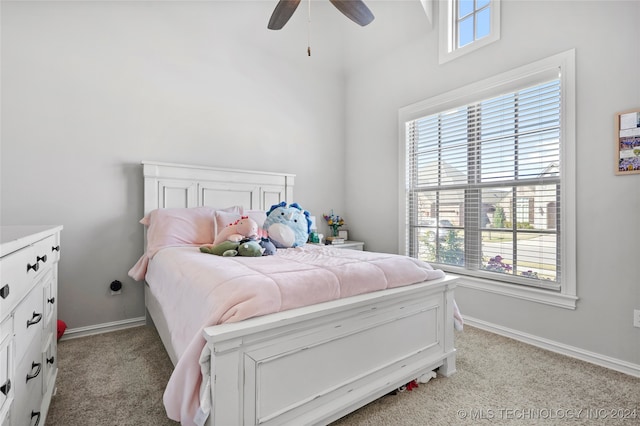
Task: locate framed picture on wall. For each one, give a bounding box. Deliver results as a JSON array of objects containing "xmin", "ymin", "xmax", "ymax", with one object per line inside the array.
[{"xmin": 616, "ymin": 108, "xmax": 640, "ymax": 175}]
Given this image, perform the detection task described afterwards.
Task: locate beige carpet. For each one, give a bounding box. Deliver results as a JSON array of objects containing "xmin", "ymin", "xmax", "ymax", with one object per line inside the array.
[{"xmin": 47, "ymin": 325, "xmax": 639, "ymax": 425}]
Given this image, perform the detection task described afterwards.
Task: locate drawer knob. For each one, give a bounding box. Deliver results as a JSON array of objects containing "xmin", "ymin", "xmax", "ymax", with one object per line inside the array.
[
  {"xmin": 26, "ymin": 311, "xmax": 43, "ymax": 328},
  {"xmin": 0, "ymin": 284, "xmax": 9, "ymax": 299},
  {"xmin": 27, "ymin": 262, "xmax": 39, "ymax": 272},
  {"xmin": 0, "ymin": 379, "xmax": 10, "ymax": 395},
  {"xmin": 47, "ymin": 356, "xmax": 55, "ymax": 365},
  {"xmin": 48, "ymin": 296, "xmax": 56, "ymax": 304},
  {"xmin": 37, "ymin": 254, "xmax": 48, "ymax": 263},
  {"xmin": 26, "ymin": 361, "xmax": 42, "ymax": 382},
  {"xmin": 31, "ymin": 410, "xmax": 41, "ymax": 426},
  {"xmin": 52, "ymin": 245, "xmax": 60, "ymax": 252}
]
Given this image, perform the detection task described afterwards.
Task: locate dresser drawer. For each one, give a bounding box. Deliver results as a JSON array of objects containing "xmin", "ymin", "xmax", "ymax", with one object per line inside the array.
[
  {"xmin": 42, "ymin": 272, "xmax": 57, "ymax": 331},
  {"xmin": 42, "ymin": 334, "xmax": 56, "ymax": 397},
  {"xmin": 13, "ymin": 338, "xmax": 43, "ymax": 426},
  {"xmin": 0, "ymin": 246, "xmax": 34, "ymax": 319},
  {"xmin": 32, "ymin": 235, "xmax": 60, "ymax": 274},
  {"xmin": 0, "ymin": 320, "xmax": 12, "ymax": 417},
  {"xmin": 13, "ymin": 283, "xmax": 44, "ymax": 362},
  {"xmin": 0, "ymin": 232, "xmax": 60, "ymax": 325}
]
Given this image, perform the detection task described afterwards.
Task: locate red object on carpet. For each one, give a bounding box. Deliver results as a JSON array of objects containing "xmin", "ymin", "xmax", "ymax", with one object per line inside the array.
[
  {"xmin": 405, "ymin": 380, "xmax": 419, "ymax": 391},
  {"xmin": 57, "ymin": 320, "xmax": 67, "ymax": 340}
]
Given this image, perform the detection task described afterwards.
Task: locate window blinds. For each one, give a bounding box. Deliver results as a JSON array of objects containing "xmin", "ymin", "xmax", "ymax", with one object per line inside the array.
[{"xmin": 406, "ymin": 78, "xmax": 562, "ymax": 289}]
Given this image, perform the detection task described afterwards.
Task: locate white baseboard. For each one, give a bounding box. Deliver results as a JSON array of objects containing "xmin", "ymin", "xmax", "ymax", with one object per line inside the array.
[
  {"xmin": 60, "ymin": 316, "xmax": 146, "ymax": 341},
  {"xmin": 463, "ymin": 316, "xmax": 640, "ymax": 378}
]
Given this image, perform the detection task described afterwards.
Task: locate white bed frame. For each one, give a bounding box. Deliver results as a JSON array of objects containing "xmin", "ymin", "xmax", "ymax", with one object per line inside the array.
[{"xmin": 141, "ymin": 161, "xmax": 458, "ymax": 426}]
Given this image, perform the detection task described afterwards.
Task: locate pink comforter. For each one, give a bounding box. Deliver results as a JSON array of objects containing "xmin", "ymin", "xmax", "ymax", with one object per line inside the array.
[{"xmin": 144, "ymin": 245, "xmax": 446, "ymax": 425}]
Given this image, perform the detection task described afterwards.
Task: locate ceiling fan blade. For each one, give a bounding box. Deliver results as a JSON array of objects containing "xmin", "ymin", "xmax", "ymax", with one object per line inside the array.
[
  {"xmin": 268, "ymin": 0, "xmax": 302, "ymax": 30},
  {"xmin": 329, "ymin": 0, "xmax": 375, "ymax": 27}
]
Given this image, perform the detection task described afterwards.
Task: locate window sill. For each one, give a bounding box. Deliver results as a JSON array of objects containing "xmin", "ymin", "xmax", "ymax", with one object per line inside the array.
[{"xmin": 451, "ymin": 274, "xmax": 578, "ymax": 310}]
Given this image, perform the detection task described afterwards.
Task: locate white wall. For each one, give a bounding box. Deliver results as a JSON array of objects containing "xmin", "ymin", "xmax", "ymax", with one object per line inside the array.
[
  {"xmin": 344, "ymin": 1, "xmax": 640, "ymax": 367},
  {"xmin": 1, "ymin": 1, "xmax": 350, "ymax": 329}
]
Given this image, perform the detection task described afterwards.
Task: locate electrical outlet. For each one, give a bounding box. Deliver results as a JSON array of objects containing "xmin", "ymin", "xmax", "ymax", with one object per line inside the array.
[
  {"xmin": 634, "ymin": 309, "xmax": 640, "ymax": 328},
  {"xmin": 110, "ymin": 280, "xmax": 122, "ymax": 296}
]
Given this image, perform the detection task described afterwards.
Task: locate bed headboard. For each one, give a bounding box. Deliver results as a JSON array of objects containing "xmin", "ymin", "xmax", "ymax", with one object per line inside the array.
[{"xmin": 142, "ymin": 161, "xmax": 295, "ymax": 215}]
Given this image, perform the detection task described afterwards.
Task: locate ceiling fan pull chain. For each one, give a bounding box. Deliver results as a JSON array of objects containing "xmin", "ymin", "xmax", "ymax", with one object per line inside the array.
[{"xmin": 307, "ymin": 0, "xmax": 311, "ymax": 56}]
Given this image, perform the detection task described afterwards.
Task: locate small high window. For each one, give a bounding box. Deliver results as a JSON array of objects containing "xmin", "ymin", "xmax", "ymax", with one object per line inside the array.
[
  {"xmin": 439, "ymin": 0, "xmax": 501, "ymax": 64},
  {"xmin": 457, "ymin": 0, "xmax": 491, "ymax": 47}
]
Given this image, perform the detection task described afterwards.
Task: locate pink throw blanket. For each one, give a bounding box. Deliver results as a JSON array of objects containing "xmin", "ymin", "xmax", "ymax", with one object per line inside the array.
[{"xmin": 142, "ymin": 245, "xmax": 446, "ymax": 425}]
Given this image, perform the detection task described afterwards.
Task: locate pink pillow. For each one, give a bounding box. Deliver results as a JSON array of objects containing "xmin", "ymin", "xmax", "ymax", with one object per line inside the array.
[{"xmin": 144, "ymin": 206, "xmax": 241, "ymax": 256}]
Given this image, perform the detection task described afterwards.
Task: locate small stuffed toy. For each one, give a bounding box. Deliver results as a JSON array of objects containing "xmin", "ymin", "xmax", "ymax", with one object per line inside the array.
[
  {"xmin": 263, "ymin": 202, "xmax": 311, "ymax": 248},
  {"xmin": 200, "ymin": 238, "xmax": 270, "ymax": 257},
  {"xmin": 213, "ymin": 216, "xmax": 260, "ymax": 246},
  {"xmin": 200, "ymin": 240, "xmax": 239, "ymax": 256},
  {"xmin": 259, "ymin": 237, "xmax": 277, "ymax": 256},
  {"xmin": 237, "ymin": 240, "xmax": 264, "ymax": 257}
]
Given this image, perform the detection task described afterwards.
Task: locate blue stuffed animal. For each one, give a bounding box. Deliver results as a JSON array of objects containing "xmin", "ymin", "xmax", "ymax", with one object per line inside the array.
[
  {"xmin": 259, "ymin": 237, "xmax": 277, "ymax": 255},
  {"xmin": 263, "ymin": 202, "xmax": 311, "ymax": 248}
]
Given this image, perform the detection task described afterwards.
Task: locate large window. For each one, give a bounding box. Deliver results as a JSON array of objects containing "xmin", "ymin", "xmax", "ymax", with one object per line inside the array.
[
  {"xmin": 399, "ymin": 50, "xmax": 577, "ymax": 308},
  {"xmin": 439, "ymin": 0, "xmax": 501, "ymax": 64}
]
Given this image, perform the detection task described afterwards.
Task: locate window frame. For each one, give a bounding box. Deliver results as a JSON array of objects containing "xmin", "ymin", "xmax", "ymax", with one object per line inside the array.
[
  {"xmin": 398, "ymin": 50, "xmax": 577, "ymax": 309},
  {"xmin": 439, "ymin": 0, "xmax": 501, "ymax": 64}
]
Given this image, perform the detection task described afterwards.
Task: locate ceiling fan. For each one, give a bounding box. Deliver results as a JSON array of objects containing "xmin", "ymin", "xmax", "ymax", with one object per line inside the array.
[{"xmin": 268, "ymin": 0, "xmax": 375, "ymax": 30}]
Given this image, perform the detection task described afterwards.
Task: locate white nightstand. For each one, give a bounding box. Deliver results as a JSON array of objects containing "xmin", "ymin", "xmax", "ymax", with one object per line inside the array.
[{"xmin": 325, "ymin": 241, "xmax": 364, "ymax": 251}]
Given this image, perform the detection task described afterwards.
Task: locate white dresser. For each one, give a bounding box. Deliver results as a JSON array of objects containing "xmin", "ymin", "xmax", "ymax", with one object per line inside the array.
[{"xmin": 0, "ymin": 226, "xmax": 62, "ymax": 426}]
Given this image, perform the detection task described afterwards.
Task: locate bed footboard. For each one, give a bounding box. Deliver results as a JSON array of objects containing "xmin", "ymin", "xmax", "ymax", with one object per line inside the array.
[{"xmin": 202, "ymin": 275, "xmax": 457, "ymax": 426}]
